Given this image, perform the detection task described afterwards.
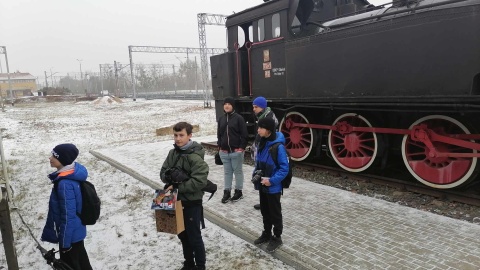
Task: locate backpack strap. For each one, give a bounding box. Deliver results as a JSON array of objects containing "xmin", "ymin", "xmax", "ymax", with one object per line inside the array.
[
  {"xmin": 171, "ymin": 152, "xmax": 183, "ymax": 168},
  {"xmin": 268, "ymin": 142, "xmax": 284, "ymax": 194},
  {"xmin": 268, "ymin": 142, "xmax": 281, "ymax": 168}
]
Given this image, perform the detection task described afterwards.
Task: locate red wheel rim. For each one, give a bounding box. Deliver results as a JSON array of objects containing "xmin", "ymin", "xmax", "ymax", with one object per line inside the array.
[
  {"xmin": 279, "ymin": 112, "xmax": 313, "ymax": 161},
  {"xmin": 328, "ymin": 114, "xmax": 377, "ymax": 172},
  {"xmin": 402, "ymin": 115, "xmax": 477, "ymax": 188}
]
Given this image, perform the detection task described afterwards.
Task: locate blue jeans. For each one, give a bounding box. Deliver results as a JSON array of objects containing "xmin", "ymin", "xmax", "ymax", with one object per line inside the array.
[{"xmin": 219, "ymin": 151, "xmax": 244, "ymax": 190}]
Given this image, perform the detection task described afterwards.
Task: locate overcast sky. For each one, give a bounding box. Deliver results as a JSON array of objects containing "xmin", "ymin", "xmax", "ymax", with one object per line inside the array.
[{"xmin": 0, "ymin": 0, "xmax": 385, "ymax": 78}]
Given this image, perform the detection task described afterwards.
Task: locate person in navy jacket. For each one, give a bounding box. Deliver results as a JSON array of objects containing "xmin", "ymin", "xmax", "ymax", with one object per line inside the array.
[
  {"xmin": 252, "ymin": 117, "xmax": 289, "ymax": 253},
  {"xmin": 41, "ymin": 143, "xmax": 93, "ymax": 270}
]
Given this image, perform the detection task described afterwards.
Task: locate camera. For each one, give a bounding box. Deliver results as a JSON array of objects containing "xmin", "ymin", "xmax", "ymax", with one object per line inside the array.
[
  {"xmin": 251, "ymin": 170, "xmax": 263, "ymax": 184},
  {"xmin": 164, "ymin": 167, "xmax": 189, "ymax": 184}
]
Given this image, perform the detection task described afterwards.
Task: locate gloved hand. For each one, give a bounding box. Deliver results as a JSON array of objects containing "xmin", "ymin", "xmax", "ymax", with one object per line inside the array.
[{"xmin": 169, "ymin": 168, "xmax": 189, "ymax": 183}]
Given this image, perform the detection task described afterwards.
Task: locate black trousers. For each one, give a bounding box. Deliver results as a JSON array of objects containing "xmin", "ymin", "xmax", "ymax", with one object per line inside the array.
[
  {"xmin": 259, "ymin": 192, "xmax": 283, "ymax": 237},
  {"xmin": 59, "ymin": 240, "xmax": 92, "ymax": 270},
  {"xmin": 178, "ymin": 205, "xmax": 206, "ymax": 267}
]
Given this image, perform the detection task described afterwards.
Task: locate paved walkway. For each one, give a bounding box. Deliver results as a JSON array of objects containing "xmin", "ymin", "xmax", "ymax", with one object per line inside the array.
[{"xmin": 91, "ymin": 136, "xmax": 480, "ymax": 270}]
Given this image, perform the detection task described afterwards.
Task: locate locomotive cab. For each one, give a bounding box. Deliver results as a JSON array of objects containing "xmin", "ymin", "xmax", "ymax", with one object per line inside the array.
[{"xmin": 211, "ymin": 0, "xmax": 372, "ymax": 120}]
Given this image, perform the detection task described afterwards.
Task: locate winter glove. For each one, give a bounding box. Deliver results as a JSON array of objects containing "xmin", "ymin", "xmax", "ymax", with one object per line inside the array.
[{"xmin": 168, "ymin": 167, "xmax": 189, "ymax": 184}]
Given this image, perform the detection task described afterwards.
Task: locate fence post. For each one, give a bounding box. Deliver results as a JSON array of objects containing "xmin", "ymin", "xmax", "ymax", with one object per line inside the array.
[{"xmin": 0, "ymin": 187, "xmax": 19, "ymax": 269}]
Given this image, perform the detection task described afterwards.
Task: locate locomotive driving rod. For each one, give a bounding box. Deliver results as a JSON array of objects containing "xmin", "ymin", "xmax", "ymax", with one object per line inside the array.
[{"xmin": 288, "ymin": 121, "xmax": 480, "ymax": 158}]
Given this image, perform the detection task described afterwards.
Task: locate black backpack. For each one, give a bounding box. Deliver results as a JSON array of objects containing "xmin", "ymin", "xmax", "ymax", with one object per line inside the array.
[
  {"xmin": 269, "ymin": 142, "xmax": 293, "ymax": 189},
  {"xmin": 55, "ymin": 180, "xmax": 101, "ymax": 225}
]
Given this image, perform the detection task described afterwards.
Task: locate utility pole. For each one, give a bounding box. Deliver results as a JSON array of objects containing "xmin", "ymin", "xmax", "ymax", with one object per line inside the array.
[
  {"xmin": 76, "ymin": 59, "xmax": 83, "ymax": 95},
  {"xmin": 85, "ymin": 73, "xmax": 89, "ymax": 96},
  {"xmin": 99, "ymin": 65, "xmax": 104, "ymax": 95},
  {"xmin": 173, "ymin": 64, "xmax": 176, "ymax": 95},
  {"xmin": 195, "ymin": 56, "xmax": 198, "ymax": 95},
  {"xmin": 128, "ymin": 46, "xmax": 136, "ymax": 101},
  {"xmin": 50, "ymin": 68, "xmax": 54, "ymax": 88},
  {"xmin": 114, "ymin": 61, "xmax": 119, "ymax": 97},
  {"xmin": 1, "ymin": 47, "xmax": 14, "ymax": 105},
  {"xmin": 44, "ymin": 71, "xmax": 48, "ymax": 90}
]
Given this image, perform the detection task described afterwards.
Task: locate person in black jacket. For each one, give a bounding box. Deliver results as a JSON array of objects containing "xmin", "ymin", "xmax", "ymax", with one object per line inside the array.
[
  {"xmin": 251, "ymin": 96, "xmax": 278, "ymax": 210},
  {"xmin": 217, "ymin": 97, "xmax": 248, "ymax": 203}
]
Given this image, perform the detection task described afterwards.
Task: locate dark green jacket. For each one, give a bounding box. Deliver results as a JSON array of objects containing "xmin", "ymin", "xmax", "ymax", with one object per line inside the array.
[{"xmin": 160, "ymin": 141, "xmax": 208, "ymax": 204}]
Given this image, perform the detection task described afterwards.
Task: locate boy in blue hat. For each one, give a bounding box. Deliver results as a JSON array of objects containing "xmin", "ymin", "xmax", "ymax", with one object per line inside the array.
[
  {"xmin": 41, "ymin": 143, "xmax": 93, "ymax": 270},
  {"xmin": 252, "ymin": 117, "xmax": 289, "ymax": 253},
  {"xmin": 252, "ymin": 96, "xmax": 278, "ymax": 210}
]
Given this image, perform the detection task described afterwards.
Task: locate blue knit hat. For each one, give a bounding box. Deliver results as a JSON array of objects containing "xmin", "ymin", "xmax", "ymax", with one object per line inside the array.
[
  {"xmin": 252, "ymin": 96, "xmax": 267, "ymax": 109},
  {"xmin": 52, "ymin": 144, "xmax": 79, "ymax": 166}
]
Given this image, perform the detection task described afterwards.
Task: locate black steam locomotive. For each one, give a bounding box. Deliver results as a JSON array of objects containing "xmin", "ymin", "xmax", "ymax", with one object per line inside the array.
[{"xmin": 210, "ymin": 0, "xmax": 480, "ymax": 189}]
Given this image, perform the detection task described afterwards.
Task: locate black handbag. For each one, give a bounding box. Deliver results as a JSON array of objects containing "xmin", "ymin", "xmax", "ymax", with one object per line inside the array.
[{"xmin": 214, "ymin": 152, "xmax": 223, "ymax": 165}]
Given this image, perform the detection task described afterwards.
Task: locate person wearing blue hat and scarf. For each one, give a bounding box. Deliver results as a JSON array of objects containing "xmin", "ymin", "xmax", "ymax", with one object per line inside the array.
[
  {"xmin": 252, "ymin": 117, "xmax": 289, "ymax": 253},
  {"xmin": 41, "ymin": 143, "xmax": 93, "ymax": 270},
  {"xmin": 252, "ymin": 96, "xmax": 278, "ymax": 210}
]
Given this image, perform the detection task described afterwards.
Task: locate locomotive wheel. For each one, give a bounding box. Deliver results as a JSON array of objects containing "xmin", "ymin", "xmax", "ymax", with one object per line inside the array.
[
  {"xmin": 279, "ymin": 111, "xmax": 314, "ymax": 161},
  {"xmin": 401, "ymin": 115, "xmax": 478, "ymax": 189},
  {"xmin": 328, "ymin": 113, "xmax": 378, "ymax": 172}
]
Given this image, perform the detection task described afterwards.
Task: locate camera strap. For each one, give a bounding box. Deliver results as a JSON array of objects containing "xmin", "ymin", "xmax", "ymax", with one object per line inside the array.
[{"xmin": 171, "ymin": 152, "xmax": 183, "ymax": 168}]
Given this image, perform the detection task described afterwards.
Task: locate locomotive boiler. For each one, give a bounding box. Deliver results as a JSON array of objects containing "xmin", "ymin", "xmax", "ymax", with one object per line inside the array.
[{"xmin": 210, "ymin": 0, "xmax": 480, "ymax": 189}]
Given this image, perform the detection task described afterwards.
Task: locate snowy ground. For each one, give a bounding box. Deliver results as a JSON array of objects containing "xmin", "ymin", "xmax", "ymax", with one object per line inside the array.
[{"xmin": 0, "ymin": 97, "xmax": 293, "ymax": 269}]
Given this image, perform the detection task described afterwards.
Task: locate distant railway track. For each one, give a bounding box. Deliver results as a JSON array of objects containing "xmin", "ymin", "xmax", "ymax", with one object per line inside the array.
[{"xmin": 201, "ymin": 142, "xmax": 480, "ymax": 207}]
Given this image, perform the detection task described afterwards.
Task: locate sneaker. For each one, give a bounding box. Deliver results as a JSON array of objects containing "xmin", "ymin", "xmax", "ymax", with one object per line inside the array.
[
  {"xmin": 221, "ymin": 190, "xmax": 231, "ymax": 203},
  {"xmin": 180, "ymin": 261, "xmax": 195, "ymax": 270},
  {"xmin": 253, "ymin": 231, "xmax": 271, "ymax": 245},
  {"xmin": 266, "ymin": 235, "xmax": 283, "ymax": 253},
  {"xmin": 231, "ymin": 189, "xmax": 243, "ymax": 202},
  {"xmin": 253, "ymin": 204, "xmax": 261, "ymax": 210}
]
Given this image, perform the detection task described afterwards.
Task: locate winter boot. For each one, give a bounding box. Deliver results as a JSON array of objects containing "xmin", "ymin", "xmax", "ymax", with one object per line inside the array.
[
  {"xmin": 266, "ymin": 235, "xmax": 283, "ymax": 253},
  {"xmin": 253, "ymin": 231, "xmax": 271, "ymax": 245},
  {"xmin": 231, "ymin": 189, "xmax": 243, "ymax": 202},
  {"xmin": 180, "ymin": 260, "xmax": 195, "ymax": 270},
  {"xmin": 221, "ymin": 189, "xmax": 231, "ymax": 203}
]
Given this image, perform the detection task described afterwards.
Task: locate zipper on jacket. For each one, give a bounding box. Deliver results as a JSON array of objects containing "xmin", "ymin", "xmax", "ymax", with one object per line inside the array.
[{"xmin": 226, "ymin": 113, "xmax": 232, "ymax": 152}]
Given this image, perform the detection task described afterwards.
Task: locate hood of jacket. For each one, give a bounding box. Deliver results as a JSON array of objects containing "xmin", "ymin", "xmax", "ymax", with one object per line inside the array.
[
  {"xmin": 48, "ymin": 162, "xmax": 88, "ymax": 183},
  {"xmin": 262, "ymin": 131, "xmax": 286, "ymax": 150}
]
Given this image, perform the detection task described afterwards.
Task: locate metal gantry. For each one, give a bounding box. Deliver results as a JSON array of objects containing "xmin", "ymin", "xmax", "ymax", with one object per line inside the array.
[
  {"xmin": 197, "ymin": 13, "xmax": 227, "ymax": 107},
  {"xmin": 0, "ymin": 46, "xmax": 13, "ymax": 106},
  {"xmin": 128, "ymin": 46, "xmax": 226, "ymax": 101}
]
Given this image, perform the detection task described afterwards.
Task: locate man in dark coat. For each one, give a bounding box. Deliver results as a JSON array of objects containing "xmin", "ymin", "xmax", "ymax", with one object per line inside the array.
[{"xmin": 217, "ymin": 97, "xmax": 249, "ymax": 203}]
